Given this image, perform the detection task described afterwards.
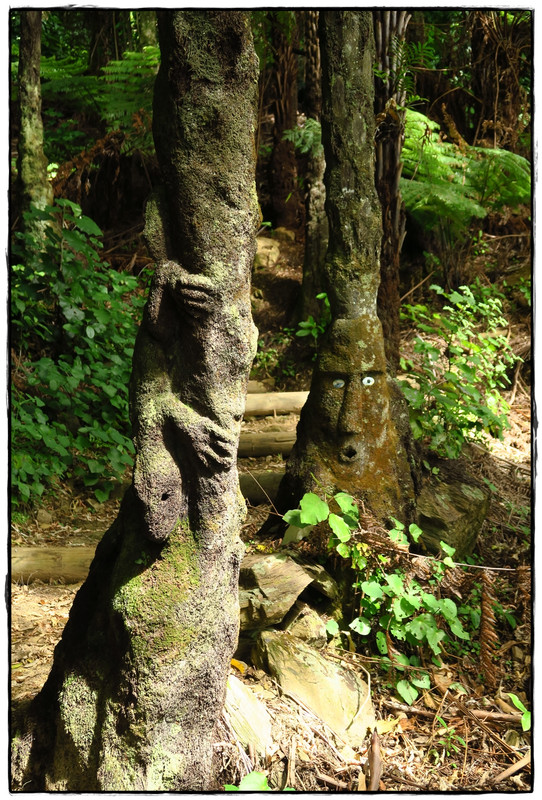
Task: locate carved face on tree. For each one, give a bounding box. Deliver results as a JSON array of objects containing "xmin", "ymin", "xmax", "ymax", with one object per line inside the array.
[{"xmin": 310, "ymin": 316, "xmax": 390, "ymax": 470}]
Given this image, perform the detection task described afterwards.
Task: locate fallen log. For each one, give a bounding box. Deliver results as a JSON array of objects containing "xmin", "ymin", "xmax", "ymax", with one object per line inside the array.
[
  {"xmin": 238, "ymin": 430, "xmax": 295, "ymax": 458},
  {"xmin": 11, "ymin": 545, "xmax": 97, "ymax": 585},
  {"xmin": 244, "ymin": 391, "xmax": 308, "ymax": 418}
]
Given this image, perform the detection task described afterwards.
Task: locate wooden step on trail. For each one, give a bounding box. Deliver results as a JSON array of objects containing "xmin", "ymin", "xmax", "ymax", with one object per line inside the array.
[{"xmin": 243, "ymin": 391, "xmax": 308, "ymax": 418}]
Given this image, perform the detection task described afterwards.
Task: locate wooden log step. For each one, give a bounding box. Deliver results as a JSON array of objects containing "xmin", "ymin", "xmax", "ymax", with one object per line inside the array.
[
  {"xmin": 239, "ymin": 469, "xmax": 284, "ymax": 505},
  {"xmin": 11, "ymin": 545, "xmax": 97, "ymax": 585},
  {"xmin": 237, "ymin": 430, "xmax": 295, "ymax": 458},
  {"xmin": 244, "ymin": 391, "xmax": 308, "ymax": 418}
]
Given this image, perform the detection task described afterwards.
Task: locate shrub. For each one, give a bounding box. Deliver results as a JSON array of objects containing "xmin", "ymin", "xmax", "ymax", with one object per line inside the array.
[{"xmin": 11, "ymin": 200, "xmax": 146, "ymax": 505}]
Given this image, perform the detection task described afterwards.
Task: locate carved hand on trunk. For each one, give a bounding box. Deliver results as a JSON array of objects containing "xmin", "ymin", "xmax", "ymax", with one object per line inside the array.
[{"xmin": 131, "ymin": 261, "xmax": 236, "ymax": 542}]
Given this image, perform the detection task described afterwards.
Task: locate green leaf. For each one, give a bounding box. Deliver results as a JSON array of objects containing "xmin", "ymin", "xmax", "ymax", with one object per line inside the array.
[
  {"xmin": 334, "ymin": 491, "xmax": 359, "ymax": 521},
  {"xmin": 283, "ymin": 508, "xmax": 303, "ymax": 527},
  {"xmin": 396, "ymin": 679, "xmax": 419, "ymax": 705},
  {"xmin": 376, "ymin": 630, "xmax": 388, "ymax": 655},
  {"xmin": 237, "ymin": 772, "xmax": 271, "ymax": 791},
  {"xmin": 361, "ymin": 580, "xmax": 384, "ymax": 600},
  {"xmin": 336, "ymin": 542, "xmax": 351, "ymax": 558},
  {"xmin": 328, "ymin": 513, "xmax": 351, "ymax": 542},
  {"xmin": 299, "ymin": 493, "xmax": 329, "ymax": 525},
  {"xmin": 326, "ymin": 619, "xmax": 340, "ymax": 636},
  {"xmin": 349, "ymin": 616, "xmax": 372, "ymax": 636},
  {"xmin": 411, "ymin": 671, "xmax": 431, "ymax": 690},
  {"xmin": 408, "ymin": 523, "xmax": 423, "ymax": 542},
  {"xmin": 384, "ymin": 573, "xmax": 404, "ymax": 596}
]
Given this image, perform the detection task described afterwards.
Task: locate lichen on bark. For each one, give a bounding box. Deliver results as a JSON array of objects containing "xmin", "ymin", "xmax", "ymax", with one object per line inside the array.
[
  {"xmin": 11, "ymin": 10, "xmax": 259, "ymax": 792},
  {"xmin": 269, "ymin": 10, "xmax": 415, "ymax": 526}
]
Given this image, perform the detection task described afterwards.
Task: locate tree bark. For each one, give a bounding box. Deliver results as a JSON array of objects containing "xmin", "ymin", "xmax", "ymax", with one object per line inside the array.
[
  {"xmin": 11, "ymin": 10, "xmax": 259, "ymax": 792},
  {"xmin": 268, "ymin": 11, "xmax": 304, "ymax": 230},
  {"xmin": 373, "ymin": 10, "xmax": 411, "ymax": 373},
  {"xmin": 298, "ymin": 10, "xmax": 328, "ymax": 322},
  {"xmin": 266, "ymin": 10, "xmax": 416, "ymax": 527},
  {"xmin": 15, "ymin": 10, "xmax": 53, "ymax": 228}
]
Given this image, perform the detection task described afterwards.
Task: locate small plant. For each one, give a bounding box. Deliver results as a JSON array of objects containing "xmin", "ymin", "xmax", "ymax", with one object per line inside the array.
[
  {"xmin": 295, "ymin": 293, "xmax": 331, "ymax": 352},
  {"xmin": 225, "ymin": 771, "xmax": 294, "ymax": 791},
  {"xmin": 507, "ymin": 693, "xmax": 531, "ymax": 732},
  {"xmin": 283, "ymin": 491, "xmax": 477, "ymax": 705},
  {"xmin": 282, "ymin": 117, "xmax": 323, "ymax": 158},
  {"xmin": 430, "ymin": 716, "xmax": 467, "ymax": 762},
  {"xmin": 399, "ymin": 280, "xmax": 520, "ymax": 458}
]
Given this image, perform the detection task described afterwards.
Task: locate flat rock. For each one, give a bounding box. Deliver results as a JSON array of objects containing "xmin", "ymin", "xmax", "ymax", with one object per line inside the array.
[
  {"xmin": 239, "ymin": 552, "xmax": 314, "ymax": 630},
  {"xmin": 224, "ymin": 674, "xmax": 272, "ymax": 757},
  {"xmin": 282, "ymin": 601, "xmax": 327, "ymax": 648},
  {"xmin": 254, "ymin": 630, "xmax": 376, "ymax": 747}
]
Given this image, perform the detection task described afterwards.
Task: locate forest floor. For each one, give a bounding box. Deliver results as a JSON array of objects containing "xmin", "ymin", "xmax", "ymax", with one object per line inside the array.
[{"xmin": 10, "ymin": 232, "xmax": 532, "ymax": 792}]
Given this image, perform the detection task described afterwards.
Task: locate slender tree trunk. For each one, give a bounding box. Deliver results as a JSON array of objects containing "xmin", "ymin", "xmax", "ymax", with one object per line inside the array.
[
  {"xmin": 15, "ymin": 10, "xmax": 53, "ymax": 229},
  {"xmin": 374, "ymin": 10, "xmax": 411, "ymax": 373},
  {"xmin": 267, "ymin": 10, "xmax": 415, "ymax": 526},
  {"xmin": 11, "ymin": 10, "xmax": 259, "ymax": 792},
  {"xmin": 298, "ymin": 10, "xmax": 328, "ymax": 321},
  {"xmin": 269, "ymin": 11, "xmax": 303, "ymax": 230}
]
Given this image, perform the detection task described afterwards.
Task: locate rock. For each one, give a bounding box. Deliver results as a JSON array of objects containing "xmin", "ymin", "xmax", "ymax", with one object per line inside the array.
[
  {"xmin": 273, "ymin": 227, "xmax": 296, "ymax": 242},
  {"xmin": 254, "ymin": 236, "xmax": 281, "ymax": 269},
  {"xmin": 282, "ymin": 601, "xmax": 327, "ymax": 648},
  {"xmin": 239, "ymin": 552, "xmax": 339, "ymax": 631},
  {"xmin": 224, "ymin": 674, "xmax": 273, "ymax": 757},
  {"xmin": 36, "ymin": 508, "xmax": 53, "ymax": 525},
  {"xmin": 416, "ymin": 470, "xmax": 490, "ymax": 559},
  {"xmin": 239, "ymin": 553, "xmax": 314, "ymax": 630},
  {"xmin": 254, "ymin": 631, "xmax": 376, "ymax": 747}
]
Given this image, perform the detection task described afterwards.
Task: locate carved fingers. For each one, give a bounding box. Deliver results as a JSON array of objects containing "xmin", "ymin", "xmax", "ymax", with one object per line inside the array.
[
  {"xmin": 191, "ymin": 418, "xmax": 236, "ymax": 471},
  {"xmin": 172, "ymin": 270, "xmax": 220, "ymax": 322}
]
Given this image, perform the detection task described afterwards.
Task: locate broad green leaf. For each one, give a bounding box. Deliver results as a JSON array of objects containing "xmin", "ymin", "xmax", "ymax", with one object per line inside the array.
[
  {"xmin": 328, "ymin": 513, "xmax": 351, "ymax": 542},
  {"xmin": 376, "ymin": 630, "xmax": 388, "ymax": 655},
  {"xmin": 336, "ymin": 542, "xmax": 351, "ymax": 558},
  {"xmin": 349, "ymin": 616, "xmax": 372, "ymax": 636},
  {"xmin": 326, "ymin": 619, "xmax": 340, "ymax": 636},
  {"xmin": 361, "ymin": 580, "xmax": 384, "ymax": 600},
  {"xmin": 384, "ymin": 573, "xmax": 404, "ymax": 596},
  {"xmin": 411, "ymin": 671, "xmax": 431, "ymax": 690},
  {"xmin": 299, "ymin": 493, "xmax": 329, "ymax": 525},
  {"xmin": 396, "ymin": 679, "xmax": 419, "ymax": 705}
]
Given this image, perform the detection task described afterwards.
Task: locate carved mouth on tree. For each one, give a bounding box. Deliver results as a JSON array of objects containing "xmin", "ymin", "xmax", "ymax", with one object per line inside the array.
[{"xmin": 338, "ymin": 439, "xmax": 361, "ymax": 463}]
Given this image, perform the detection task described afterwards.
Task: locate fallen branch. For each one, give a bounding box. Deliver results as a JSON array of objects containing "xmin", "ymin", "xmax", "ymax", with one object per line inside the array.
[
  {"xmin": 489, "ymin": 750, "xmax": 531, "ymax": 786},
  {"xmin": 382, "ymin": 699, "xmax": 522, "ymax": 724}
]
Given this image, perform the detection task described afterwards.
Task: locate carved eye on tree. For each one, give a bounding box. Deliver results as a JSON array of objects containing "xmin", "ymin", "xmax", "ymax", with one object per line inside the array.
[
  {"xmin": 333, "ymin": 379, "xmax": 345, "ymax": 388},
  {"xmin": 362, "ymin": 376, "xmax": 375, "ymax": 386}
]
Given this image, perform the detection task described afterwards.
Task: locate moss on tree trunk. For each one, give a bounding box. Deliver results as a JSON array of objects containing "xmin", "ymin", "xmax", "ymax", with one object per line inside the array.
[
  {"xmin": 11, "ymin": 10, "xmax": 259, "ymax": 791},
  {"xmin": 270, "ymin": 11, "xmax": 415, "ymax": 526},
  {"xmin": 15, "ymin": 10, "xmax": 53, "ymax": 226}
]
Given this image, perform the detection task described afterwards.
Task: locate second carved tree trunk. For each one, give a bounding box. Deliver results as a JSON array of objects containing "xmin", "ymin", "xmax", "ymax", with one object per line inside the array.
[{"xmin": 269, "ymin": 10, "xmax": 415, "ymax": 525}]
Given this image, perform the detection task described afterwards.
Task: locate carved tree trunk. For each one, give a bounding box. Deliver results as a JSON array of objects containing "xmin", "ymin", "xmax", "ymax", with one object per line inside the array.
[
  {"xmin": 267, "ymin": 10, "xmax": 415, "ymax": 526},
  {"xmin": 373, "ymin": 10, "xmax": 411, "ymax": 373},
  {"xmin": 11, "ymin": 10, "xmax": 259, "ymax": 792},
  {"xmin": 15, "ymin": 10, "xmax": 53, "ymax": 228}
]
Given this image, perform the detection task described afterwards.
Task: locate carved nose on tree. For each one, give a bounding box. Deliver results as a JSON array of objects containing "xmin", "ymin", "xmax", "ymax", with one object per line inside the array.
[{"xmin": 338, "ymin": 383, "xmax": 361, "ymax": 437}]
